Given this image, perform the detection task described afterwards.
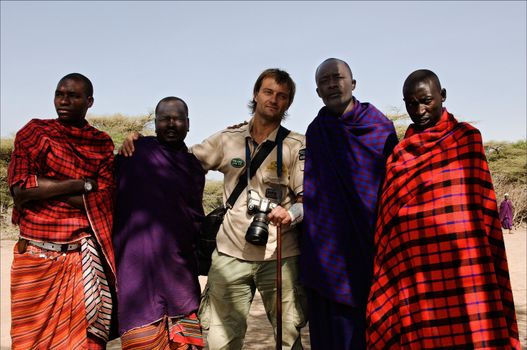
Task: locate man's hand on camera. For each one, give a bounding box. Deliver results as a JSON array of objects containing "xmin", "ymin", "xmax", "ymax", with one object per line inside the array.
[
  {"xmin": 118, "ymin": 132, "xmax": 141, "ymax": 157},
  {"xmin": 267, "ymin": 206, "xmax": 292, "ymax": 226}
]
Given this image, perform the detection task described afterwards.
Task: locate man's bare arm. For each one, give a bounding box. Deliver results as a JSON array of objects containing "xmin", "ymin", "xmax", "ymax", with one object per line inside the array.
[
  {"xmin": 12, "ymin": 177, "xmax": 96, "ymax": 209},
  {"xmin": 118, "ymin": 131, "xmax": 141, "ymax": 157},
  {"xmin": 120, "ymin": 121, "xmax": 246, "ymax": 157},
  {"xmin": 55, "ymin": 195, "xmax": 85, "ymax": 210}
]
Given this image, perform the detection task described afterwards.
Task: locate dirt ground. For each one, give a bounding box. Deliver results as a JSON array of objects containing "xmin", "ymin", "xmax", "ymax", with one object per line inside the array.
[{"xmin": 1, "ymin": 226, "xmax": 525, "ymax": 349}]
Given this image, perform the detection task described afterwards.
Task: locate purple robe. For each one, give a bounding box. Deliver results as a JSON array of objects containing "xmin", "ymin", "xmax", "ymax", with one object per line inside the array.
[
  {"xmin": 302, "ymin": 100, "xmax": 398, "ymax": 307},
  {"xmin": 500, "ymin": 199, "xmax": 513, "ymax": 229},
  {"xmin": 113, "ymin": 137, "xmax": 205, "ymax": 335}
]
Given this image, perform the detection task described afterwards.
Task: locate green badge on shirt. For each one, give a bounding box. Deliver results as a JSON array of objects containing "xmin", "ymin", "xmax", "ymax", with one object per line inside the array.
[{"xmin": 231, "ymin": 158, "xmax": 245, "ymax": 168}]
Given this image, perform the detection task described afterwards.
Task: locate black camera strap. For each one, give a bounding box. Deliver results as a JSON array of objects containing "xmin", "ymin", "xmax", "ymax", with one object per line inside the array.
[{"xmin": 224, "ymin": 125, "xmax": 290, "ymax": 209}]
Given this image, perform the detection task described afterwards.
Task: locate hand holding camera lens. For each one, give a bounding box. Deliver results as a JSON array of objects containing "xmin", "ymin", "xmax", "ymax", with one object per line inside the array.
[
  {"xmin": 245, "ymin": 195, "xmax": 276, "ymax": 246},
  {"xmin": 245, "ymin": 189, "xmax": 293, "ymax": 246}
]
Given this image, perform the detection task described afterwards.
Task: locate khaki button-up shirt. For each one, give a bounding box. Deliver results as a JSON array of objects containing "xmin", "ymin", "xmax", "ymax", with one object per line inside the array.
[{"xmin": 190, "ymin": 120, "xmax": 305, "ymax": 261}]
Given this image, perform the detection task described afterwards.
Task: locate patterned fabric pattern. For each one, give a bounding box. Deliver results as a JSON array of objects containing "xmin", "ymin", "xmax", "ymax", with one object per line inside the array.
[
  {"xmin": 366, "ymin": 110, "xmax": 520, "ymax": 349},
  {"xmin": 302, "ymin": 100, "xmax": 398, "ymax": 306},
  {"xmin": 8, "ymin": 118, "xmax": 116, "ymax": 275},
  {"xmin": 11, "ymin": 242, "xmax": 89, "ymax": 349},
  {"xmin": 81, "ymin": 236, "xmax": 112, "ymax": 341},
  {"xmin": 121, "ymin": 314, "xmax": 204, "ymax": 350},
  {"xmin": 169, "ymin": 313, "xmax": 204, "ymax": 346}
]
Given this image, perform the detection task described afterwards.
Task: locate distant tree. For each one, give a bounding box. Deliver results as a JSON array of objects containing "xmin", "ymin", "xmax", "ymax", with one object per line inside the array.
[
  {"xmin": 487, "ymin": 140, "xmax": 527, "ymax": 225},
  {"xmin": 386, "ymin": 108, "xmax": 410, "ymax": 141},
  {"xmin": 486, "ymin": 140, "xmax": 527, "ymax": 184},
  {"xmin": 87, "ymin": 112, "xmax": 154, "ymax": 147}
]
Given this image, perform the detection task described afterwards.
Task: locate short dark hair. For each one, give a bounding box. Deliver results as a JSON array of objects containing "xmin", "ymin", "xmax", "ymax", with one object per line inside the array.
[
  {"xmin": 155, "ymin": 96, "xmax": 189, "ymax": 116},
  {"xmin": 59, "ymin": 73, "xmax": 93, "ymax": 97},
  {"xmin": 403, "ymin": 69, "xmax": 442, "ymax": 94},
  {"xmin": 248, "ymin": 68, "xmax": 296, "ymax": 115}
]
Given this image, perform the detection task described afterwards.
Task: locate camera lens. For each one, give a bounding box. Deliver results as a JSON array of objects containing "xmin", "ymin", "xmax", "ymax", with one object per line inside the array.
[{"xmin": 245, "ymin": 212, "xmax": 269, "ymax": 246}]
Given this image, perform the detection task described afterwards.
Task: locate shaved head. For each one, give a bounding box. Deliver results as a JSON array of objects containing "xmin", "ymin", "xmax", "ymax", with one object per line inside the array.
[
  {"xmin": 316, "ymin": 58, "xmax": 353, "ymax": 80},
  {"xmin": 155, "ymin": 96, "xmax": 188, "ymax": 116},
  {"xmin": 403, "ymin": 69, "xmax": 442, "ymax": 95}
]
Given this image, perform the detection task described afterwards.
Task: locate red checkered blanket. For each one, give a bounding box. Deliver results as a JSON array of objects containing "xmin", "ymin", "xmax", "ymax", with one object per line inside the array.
[
  {"xmin": 8, "ymin": 118, "xmax": 116, "ymax": 275},
  {"xmin": 366, "ymin": 110, "xmax": 520, "ymax": 349}
]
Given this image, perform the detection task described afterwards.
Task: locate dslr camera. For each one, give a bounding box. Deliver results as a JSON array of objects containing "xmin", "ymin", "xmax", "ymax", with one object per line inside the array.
[{"xmin": 245, "ymin": 190, "xmax": 278, "ymax": 246}]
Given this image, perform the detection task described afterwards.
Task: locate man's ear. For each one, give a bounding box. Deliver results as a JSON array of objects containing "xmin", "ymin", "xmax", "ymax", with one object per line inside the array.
[
  {"xmin": 351, "ymin": 79, "xmax": 357, "ymax": 91},
  {"xmin": 441, "ymin": 88, "xmax": 447, "ymax": 102},
  {"xmin": 187, "ymin": 118, "xmax": 190, "ymax": 132},
  {"xmin": 87, "ymin": 96, "xmax": 94, "ymax": 108},
  {"xmin": 316, "ymin": 88, "xmax": 321, "ymax": 98}
]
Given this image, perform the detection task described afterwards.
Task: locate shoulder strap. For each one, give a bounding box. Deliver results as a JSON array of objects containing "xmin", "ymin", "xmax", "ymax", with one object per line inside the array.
[{"xmin": 225, "ymin": 126, "xmax": 290, "ymax": 208}]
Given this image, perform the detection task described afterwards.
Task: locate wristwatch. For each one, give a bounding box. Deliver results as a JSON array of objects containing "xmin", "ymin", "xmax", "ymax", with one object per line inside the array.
[{"xmin": 84, "ymin": 179, "xmax": 93, "ymax": 193}]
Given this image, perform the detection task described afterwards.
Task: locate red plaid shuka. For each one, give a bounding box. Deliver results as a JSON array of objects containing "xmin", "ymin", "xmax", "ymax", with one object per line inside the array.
[
  {"xmin": 366, "ymin": 110, "xmax": 520, "ymax": 349},
  {"xmin": 8, "ymin": 118, "xmax": 116, "ymax": 275}
]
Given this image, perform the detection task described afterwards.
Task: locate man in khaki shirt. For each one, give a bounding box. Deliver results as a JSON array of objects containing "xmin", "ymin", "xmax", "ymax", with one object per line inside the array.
[
  {"xmin": 121, "ymin": 68, "xmax": 307, "ymax": 349},
  {"xmin": 191, "ymin": 117, "xmax": 304, "ymax": 262}
]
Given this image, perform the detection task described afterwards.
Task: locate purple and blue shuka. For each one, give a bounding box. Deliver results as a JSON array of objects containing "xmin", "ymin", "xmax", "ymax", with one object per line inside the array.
[
  {"xmin": 302, "ymin": 99, "xmax": 397, "ymax": 348},
  {"xmin": 500, "ymin": 199, "xmax": 514, "ymax": 230},
  {"xmin": 113, "ymin": 137, "xmax": 205, "ymax": 346}
]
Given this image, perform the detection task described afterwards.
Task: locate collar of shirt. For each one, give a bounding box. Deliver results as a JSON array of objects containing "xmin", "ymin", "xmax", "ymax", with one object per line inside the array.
[{"xmin": 245, "ymin": 117, "xmax": 282, "ymax": 145}]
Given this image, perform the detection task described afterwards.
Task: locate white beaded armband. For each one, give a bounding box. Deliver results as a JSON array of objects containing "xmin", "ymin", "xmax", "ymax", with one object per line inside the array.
[{"xmin": 287, "ymin": 202, "xmax": 304, "ymax": 226}]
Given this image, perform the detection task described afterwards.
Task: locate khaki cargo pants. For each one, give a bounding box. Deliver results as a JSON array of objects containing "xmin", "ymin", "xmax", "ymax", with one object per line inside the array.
[{"xmin": 199, "ymin": 250, "xmax": 307, "ymax": 350}]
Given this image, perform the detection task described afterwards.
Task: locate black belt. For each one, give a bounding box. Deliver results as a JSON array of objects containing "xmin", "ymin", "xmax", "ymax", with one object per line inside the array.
[{"xmin": 25, "ymin": 239, "xmax": 80, "ymax": 252}]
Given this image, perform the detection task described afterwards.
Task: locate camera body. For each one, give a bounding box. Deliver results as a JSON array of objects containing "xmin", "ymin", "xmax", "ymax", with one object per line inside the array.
[
  {"xmin": 247, "ymin": 196, "xmax": 277, "ymax": 215},
  {"xmin": 245, "ymin": 191, "xmax": 278, "ymax": 246}
]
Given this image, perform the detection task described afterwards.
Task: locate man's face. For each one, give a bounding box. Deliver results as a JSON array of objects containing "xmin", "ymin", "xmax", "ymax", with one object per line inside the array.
[
  {"xmin": 316, "ymin": 60, "xmax": 356, "ymax": 115},
  {"xmin": 54, "ymin": 79, "xmax": 93, "ymax": 125},
  {"xmin": 403, "ymin": 79, "xmax": 446, "ymax": 131},
  {"xmin": 155, "ymin": 100, "xmax": 189, "ymax": 145},
  {"xmin": 253, "ymin": 77, "xmax": 291, "ymax": 123}
]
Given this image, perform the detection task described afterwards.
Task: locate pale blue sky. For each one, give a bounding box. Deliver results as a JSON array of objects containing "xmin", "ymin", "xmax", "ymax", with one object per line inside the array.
[{"xmin": 2, "ymin": 1, "xmax": 526, "ymax": 148}]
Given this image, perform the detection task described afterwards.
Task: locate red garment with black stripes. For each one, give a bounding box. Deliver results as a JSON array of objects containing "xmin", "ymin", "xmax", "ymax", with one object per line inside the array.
[
  {"xmin": 8, "ymin": 118, "xmax": 116, "ymax": 275},
  {"xmin": 366, "ymin": 110, "xmax": 520, "ymax": 349}
]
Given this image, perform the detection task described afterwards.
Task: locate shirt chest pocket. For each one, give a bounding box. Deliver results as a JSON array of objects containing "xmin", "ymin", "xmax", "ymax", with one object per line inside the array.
[{"xmin": 262, "ymin": 164, "xmax": 289, "ymax": 202}]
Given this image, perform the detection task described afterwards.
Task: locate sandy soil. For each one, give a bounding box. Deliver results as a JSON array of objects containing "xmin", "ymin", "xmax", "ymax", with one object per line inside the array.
[{"xmin": 1, "ymin": 226, "xmax": 525, "ymax": 349}]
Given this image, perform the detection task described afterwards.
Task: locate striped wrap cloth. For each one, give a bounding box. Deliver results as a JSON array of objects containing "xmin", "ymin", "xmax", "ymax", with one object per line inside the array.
[
  {"xmin": 121, "ymin": 314, "xmax": 204, "ymax": 349},
  {"xmin": 8, "ymin": 118, "xmax": 116, "ymax": 348}
]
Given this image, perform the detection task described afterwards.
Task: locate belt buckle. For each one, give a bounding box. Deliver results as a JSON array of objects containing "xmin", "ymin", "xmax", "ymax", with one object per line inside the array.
[{"xmin": 61, "ymin": 244, "xmax": 68, "ymax": 253}]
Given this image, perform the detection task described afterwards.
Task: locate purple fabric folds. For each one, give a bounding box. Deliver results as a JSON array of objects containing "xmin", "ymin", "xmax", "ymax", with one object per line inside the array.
[
  {"xmin": 302, "ymin": 100, "xmax": 397, "ymax": 307},
  {"xmin": 500, "ymin": 199, "xmax": 513, "ymax": 229},
  {"xmin": 113, "ymin": 137, "xmax": 205, "ymax": 335}
]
